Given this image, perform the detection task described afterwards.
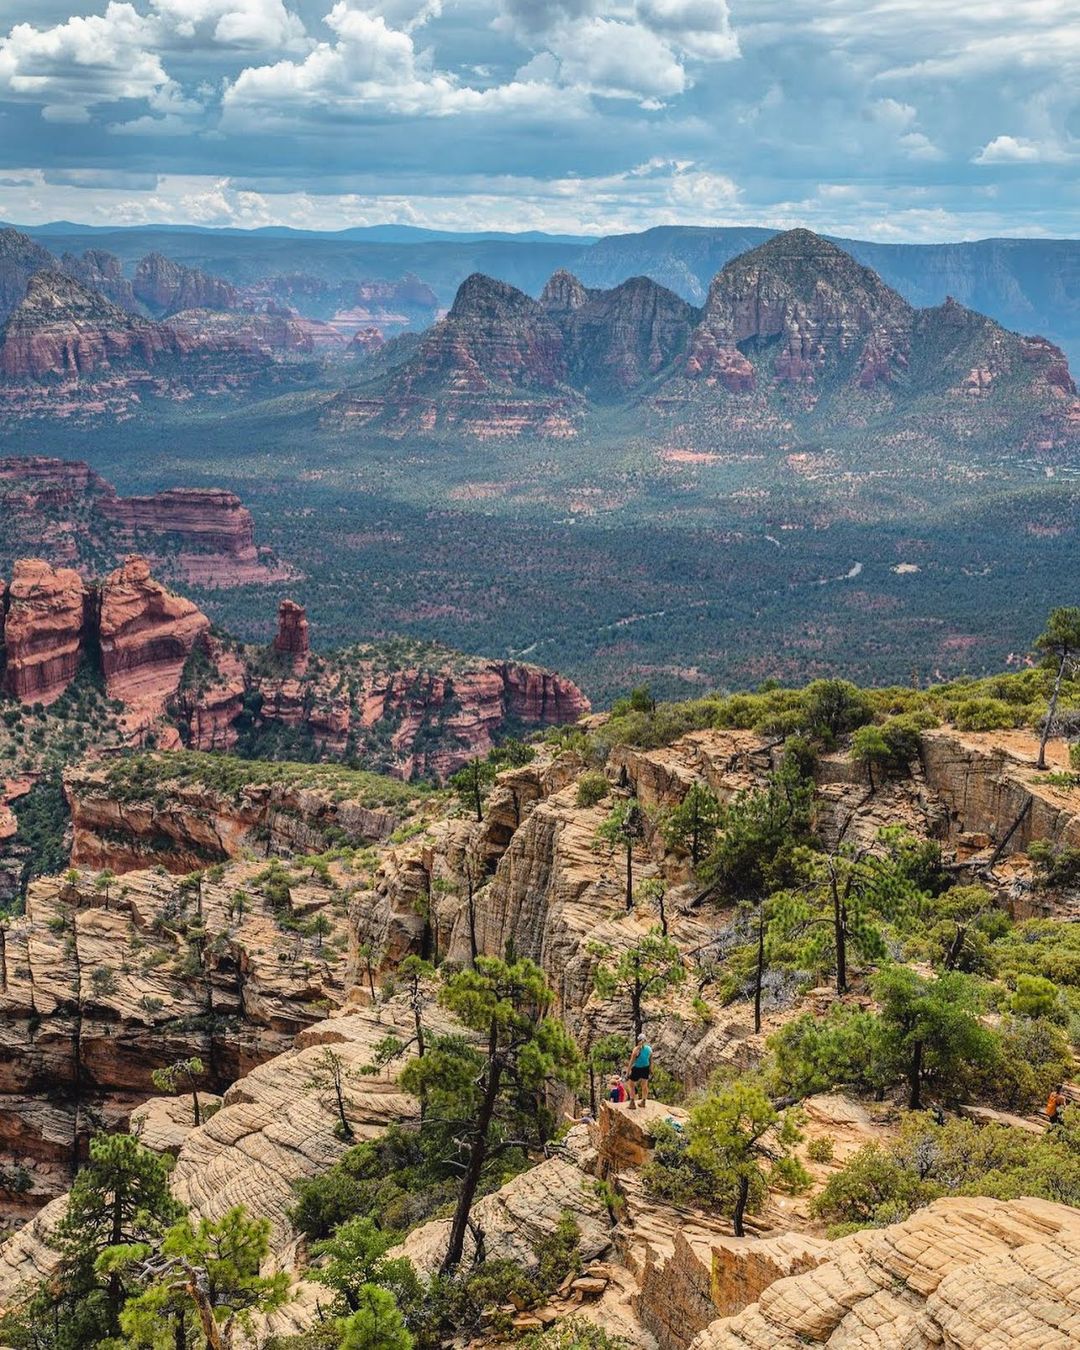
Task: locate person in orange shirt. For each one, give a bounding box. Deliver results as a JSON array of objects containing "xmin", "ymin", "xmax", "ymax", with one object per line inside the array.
[{"xmin": 1046, "ymin": 1083, "xmax": 1067, "ymax": 1126}]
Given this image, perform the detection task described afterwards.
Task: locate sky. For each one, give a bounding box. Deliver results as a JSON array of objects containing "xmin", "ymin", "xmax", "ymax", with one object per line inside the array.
[{"xmin": 0, "ymin": 0, "xmax": 1076, "ymax": 239}]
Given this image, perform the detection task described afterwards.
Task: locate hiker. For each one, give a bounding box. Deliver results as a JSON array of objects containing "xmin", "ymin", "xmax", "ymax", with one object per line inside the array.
[
  {"xmin": 627, "ymin": 1038, "xmax": 652, "ymax": 1109},
  {"xmin": 609, "ymin": 1074, "xmax": 628, "ymax": 1104},
  {"xmin": 564, "ymin": 1106, "xmax": 596, "ymax": 1126},
  {"xmin": 1046, "ymin": 1083, "xmax": 1068, "ymax": 1126}
]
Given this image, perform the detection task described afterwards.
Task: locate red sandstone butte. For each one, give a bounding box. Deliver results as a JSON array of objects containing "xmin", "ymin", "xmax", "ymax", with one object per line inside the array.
[
  {"xmin": 98, "ymin": 555, "xmax": 210, "ymax": 709},
  {"xmin": 272, "ymin": 599, "xmax": 310, "ymax": 667},
  {"xmin": 1, "ymin": 559, "xmax": 88, "ymax": 704}
]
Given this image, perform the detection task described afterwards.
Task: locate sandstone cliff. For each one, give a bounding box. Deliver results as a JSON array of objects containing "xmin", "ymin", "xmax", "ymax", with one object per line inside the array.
[
  {"xmin": 1, "ymin": 560, "xmax": 88, "ymax": 704},
  {"xmin": 64, "ymin": 754, "xmax": 415, "ymax": 874},
  {"xmin": 0, "ymin": 858, "xmax": 350, "ymax": 1224}
]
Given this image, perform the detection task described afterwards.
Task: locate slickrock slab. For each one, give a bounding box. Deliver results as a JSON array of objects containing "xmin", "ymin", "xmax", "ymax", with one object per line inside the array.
[
  {"xmin": 130, "ymin": 1093, "xmax": 224, "ymax": 1156},
  {"xmin": 395, "ymin": 1152, "xmax": 613, "ymax": 1277},
  {"xmin": 690, "ymin": 1197, "xmax": 1080, "ymax": 1349},
  {"xmin": 171, "ymin": 1009, "xmax": 422, "ymax": 1251}
]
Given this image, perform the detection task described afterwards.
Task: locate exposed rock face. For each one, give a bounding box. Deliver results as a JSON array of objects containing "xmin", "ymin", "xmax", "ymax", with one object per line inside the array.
[
  {"xmin": 59, "ymin": 250, "xmax": 137, "ymax": 312},
  {"xmin": 337, "ymin": 230, "xmax": 1078, "ymax": 451},
  {"xmin": 340, "ymin": 273, "xmax": 580, "ymax": 436},
  {"xmin": 691, "ymin": 1196, "xmax": 1080, "ymax": 1349},
  {"xmin": 93, "ymin": 487, "xmax": 264, "ymax": 584},
  {"xmin": 686, "ymin": 229, "xmax": 913, "ymax": 391},
  {"xmin": 273, "ymin": 598, "xmax": 310, "ymax": 667},
  {"xmin": 98, "ymin": 555, "xmax": 211, "ymax": 710},
  {"xmin": 0, "ymin": 553, "xmax": 587, "ymax": 780},
  {"xmin": 1, "ymin": 560, "xmax": 88, "ymax": 704},
  {"xmin": 544, "ymin": 272, "xmax": 699, "ymax": 398},
  {"xmin": 0, "ymin": 271, "xmax": 186, "ymax": 381},
  {"xmin": 0, "ymin": 456, "xmax": 286, "ymax": 590},
  {"xmin": 64, "ymin": 756, "xmax": 405, "ymax": 874},
  {"xmin": 132, "ymin": 253, "xmax": 236, "ymax": 317},
  {"xmin": 0, "ymin": 861, "xmax": 350, "ymax": 1219},
  {"xmin": 166, "ymin": 308, "xmax": 347, "ymax": 356},
  {"xmin": 0, "ymin": 229, "xmax": 53, "ymax": 326}
]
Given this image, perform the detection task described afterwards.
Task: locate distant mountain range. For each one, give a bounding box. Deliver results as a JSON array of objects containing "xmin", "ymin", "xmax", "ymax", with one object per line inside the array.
[
  {"xmin": 5, "ymin": 219, "xmax": 1078, "ymax": 370},
  {"xmin": 334, "ymin": 229, "xmax": 1079, "ymax": 457}
]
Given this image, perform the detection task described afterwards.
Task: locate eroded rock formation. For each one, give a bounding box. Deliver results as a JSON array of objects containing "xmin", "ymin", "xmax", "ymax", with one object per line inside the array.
[
  {"xmin": 273, "ymin": 598, "xmax": 310, "ymax": 667},
  {"xmin": 98, "ymin": 555, "xmax": 211, "ymax": 711},
  {"xmin": 1, "ymin": 560, "xmax": 88, "ymax": 704}
]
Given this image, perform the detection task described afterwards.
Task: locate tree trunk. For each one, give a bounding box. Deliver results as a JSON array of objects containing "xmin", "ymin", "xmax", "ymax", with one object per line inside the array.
[
  {"xmin": 442, "ymin": 1019, "xmax": 501, "ymax": 1274},
  {"xmin": 1038, "ymin": 652, "xmax": 1068, "ymax": 770},
  {"xmin": 753, "ymin": 904, "xmax": 765, "ymax": 1035},
  {"xmin": 174, "ymin": 1309, "xmax": 187, "ymax": 1350},
  {"xmin": 830, "ymin": 868, "xmax": 847, "ymax": 994},
  {"xmin": 732, "ymin": 1174, "xmax": 750, "ymax": 1237},
  {"xmin": 588, "ymin": 1061, "xmax": 597, "ymax": 1117},
  {"xmin": 908, "ymin": 1039, "xmax": 924, "ymax": 1110},
  {"xmin": 191, "ymin": 1088, "xmax": 201, "ymax": 1127},
  {"xmin": 944, "ymin": 925, "xmax": 967, "ymax": 971},
  {"xmin": 467, "ymin": 873, "xmax": 478, "ymax": 966},
  {"xmin": 625, "ymin": 844, "xmax": 633, "ymax": 912},
  {"xmin": 631, "ymin": 984, "xmax": 643, "ymax": 1039},
  {"xmin": 335, "ymin": 1075, "xmax": 353, "ymax": 1141},
  {"xmin": 658, "ymin": 890, "xmax": 667, "ymax": 936},
  {"xmin": 186, "ymin": 1269, "xmax": 225, "ymax": 1350}
]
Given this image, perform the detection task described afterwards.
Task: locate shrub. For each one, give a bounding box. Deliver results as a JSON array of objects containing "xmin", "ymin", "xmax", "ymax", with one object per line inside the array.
[
  {"xmin": 806, "ymin": 1137, "xmax": 835, "ymax": 1164},
  {"xmin": 952, "ymin": 698, "xmax": 1017, "ymax": 732},
  {"xmin": 575, "ymin": 772, "xmax": 610, "ymax": 808}
]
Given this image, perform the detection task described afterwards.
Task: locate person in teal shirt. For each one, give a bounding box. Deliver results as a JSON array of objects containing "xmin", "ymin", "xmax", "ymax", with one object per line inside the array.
[{"xmin": 626, "ymin": 1038, "xmax": 652, "ymax": 1109}]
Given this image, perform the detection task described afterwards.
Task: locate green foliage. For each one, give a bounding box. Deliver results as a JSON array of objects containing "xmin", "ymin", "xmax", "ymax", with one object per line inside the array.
[
  {"xmin": 952, "ymin": 697, "xmax": 1019, "ymax": 732},
  {"xmin": 1029, "ymin": 840, "xmax": 1080, "ymax": 890},
  {"xmin": 806, "ymin": 1137, "xmax": 835, "ymax": 1163},
  {"xmin": 702, "ymin": 764, "xmax": 813, "ymax": 902},
  {"xmin": 660, "ymin": 782, "xmax": 722, "ymax": 866},
  {"xmin": 575, "ymin": 772, "xmax": 610, "ymax": 808},
  {"xmin": 0, "ymin": 1132, "xmax": 181, "ymax": 1349},
  {"xmin": 519, "ymin": 1317, "xmax": 629, "ymax": 1350},
  {"xmin": 339, "ymin": 1286, "xmax": 414, "ymax": 1350},
  {"xmin": 646, "ymin": 1081, "xmax": 806, "ymax": 1233},
  {"xmin": 768, "ymin": 1005, "xmax": 897, "ymax": 1101},
  {"xmin": 112, "ymin": 1206, "xmax": 290, "ymax": 1348},
  {"xmin": 592, "ymin": 929, "xmax": 685, "ymax": 1038},
  {"xmin": 449, "ymin": 757, "xmax": 498, "ymax": 820},
  {"xmin": 800, "ymin": 679, "xmax": 873, "ymax": 745},
  {"xmin": 814, "ymin": 1110, "xmax": 1080, "ymax": 1227}
]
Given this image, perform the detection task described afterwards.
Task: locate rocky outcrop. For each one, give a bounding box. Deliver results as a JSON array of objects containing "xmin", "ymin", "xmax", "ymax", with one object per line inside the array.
[
  {"xmin": 272, "ymin": 599, "xmax": 310, "ymax": 667},
  {"xmin": 686, "ymin": 229, "xmax": 913, "ymax": 391},
  {"xmin": 132, "ymin": 253, "xmax": 236, "ymax": 318},
  {"xmin": 544, "ymin": 272, "xmax": 698, "ymax": 397},
  {"xmin": 0, "ymin": 271, "xmax": 187, "ymax": 381},
  {"xmin": 59, "ymin": 250, "xmax": 137, "ymax": 312},
  {"xmin": 0, "ymin": 456, "xmax": 285, "ymax": 589},
  {"xmin": 64, "ymin": 755, "xmax": 411, "ymax": 874},
  {"xmin": 0, "ymin": 230, "xmax": 53, "ymax": 326},
  {"xmin": 166, "ymin": 308, "xmax": 347, "ymax": 356},
  {"xmin": 0, "ymin": 860, "xmax": 350, "ymax": 1220},
  {"xmin": 92, "ymin": 487, "xmax": 269, "ymax": 585},
  {"xmin": 691, "ymin": 1196, "xmax": 1080, "ymax": 1349},
  {"xmin": 0, "ymin": 554, "xmax": 587, "ymax": 780},
  {"xmin": 1, "ymin": 560, "xmax": 88, "ymax": 704},
  {"xmin": 98, "ymin": 555, "xmax": 211, "ymax": 711}
]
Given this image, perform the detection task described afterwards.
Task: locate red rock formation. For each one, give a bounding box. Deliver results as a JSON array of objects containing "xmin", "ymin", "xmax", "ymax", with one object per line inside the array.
[
  {"xmin": 272, "ymin": 599, "xmax": 310, "ymax": 667},
  {"xmin": 94, "ymin": 488, "xmax": 258, "ymax": 564},
  {"xmin": 1, "ymin": 560, "xmax": 88, "ymax": 704},
  {"xmin": 0, "ymin": 229, "xmax": 54, "ymax": 325},
  {"xmin": 132, "ymin": 253, "xmax": 236, "ymax": 317},
  {"xmin": 0, "ymin": 271, "xmax": 188, "ymax": 381},
  {"xmin": 686, "ymin": 229, "xmax": 913, "ymax": 389},
  {"xmin": 97, "ymin": 555, "xmax": 210, "ymax": 710},
  {"xmin": 59, "ymin": 250, "xmax": 137, "ymax": 312},
  {"xmin": 166, "ymin": 308, "xmax": 347, "ymax": 355}
]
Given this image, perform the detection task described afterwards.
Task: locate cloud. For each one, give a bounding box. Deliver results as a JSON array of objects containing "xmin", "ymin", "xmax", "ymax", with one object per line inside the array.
[
  {"xmin": 0, "ymin": 3, "xmax": 172, "ymax": 122},
  {"xmin": 149, "ymin": 0, "xmax": 308, "ymax": 48},
  {"xmin": 974, "ymin": 134, "xmax": 1071, "ymax": 164},
  {"xmin": 535, "ymin": 17, "xmax": 689, "ymax": 100},
  {"xmin": 223, "ymin": 1, "xmax": 578, "ymax": 122},
  {"xmin": 44, "ymin": 167, "xmax": 160, "ymax": 188}
]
